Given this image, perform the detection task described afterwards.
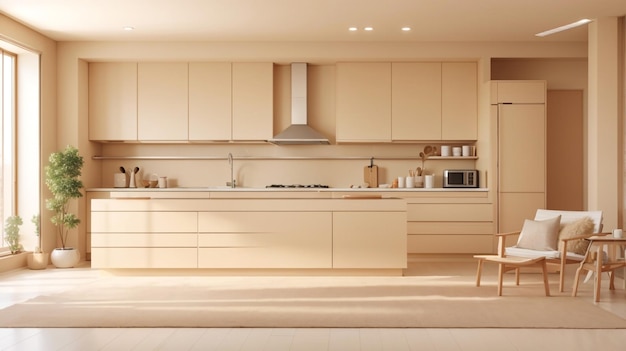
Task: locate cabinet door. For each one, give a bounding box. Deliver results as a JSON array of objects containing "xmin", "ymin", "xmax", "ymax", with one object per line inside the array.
[
  {"xmin": 391, "ymin": 62, "xmax": 442, "ymax": 140},
  {"xmin": 492, "ymin": 81, "xmax": 546, "ymax": 104},
  {"xmin": 189, "ymin": 62, "xmax": 232, "ymax": 141},
  {"xmin": 333, "ymin": 212, "xmax": 406, "ymax": 268},
  {"xmin": 198, "ymin": 212, "xmax": 332, "ymax": 268},
  {"xmin": 336, "ymin": 63, "xmax": 392, "ymax": 142},
  {"xmin": 232, "ymin": 62, "xmax": 273, "ymax": 140},
  {"xmin": 88, "ymin": 62, "xmax": 138, "ymax": 141},
  {"xmin": 498, "ymin": 104, "xmax": 546, "ymax": 193},
  {"xmin": 138, "ymin": 62, "xmax": 189, "ymax": 141},
  {"xmin": 441, "ymin": 62, "xmax": 477, "ymax": 140}
]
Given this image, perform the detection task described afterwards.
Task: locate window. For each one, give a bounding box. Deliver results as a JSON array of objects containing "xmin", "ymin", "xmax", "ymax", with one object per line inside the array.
[{"xmin": 0, "ymin": 49, "xmax": 16, "ymax": 255}]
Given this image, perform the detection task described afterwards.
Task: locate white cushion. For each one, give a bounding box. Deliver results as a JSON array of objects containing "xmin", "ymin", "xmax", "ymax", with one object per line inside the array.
[
  {"xmin": 534, "ymin": 209, "xmax": 603, "ymax": 233},
  {"xmin": 505, "ymin": 247, "xmax": 586, "ymax": 261},
  {"xmin": 515, "ymin": 215, "xmax": 561, "ymax": 251}
]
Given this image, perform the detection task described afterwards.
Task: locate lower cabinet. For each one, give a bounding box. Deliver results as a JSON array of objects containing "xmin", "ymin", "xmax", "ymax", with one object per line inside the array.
[
  {"xmin": 333, "ymin": 212, "xmax": 407, "ymax": 268},
  {"xmin": 406, "ymin": 199, "xmax": 495, "ymax": 254},
  {"xmin": 90, "ymin": 198, "xmax": 407, "ymax": 271},
  {"xmin": 90, "ymin": 211, "xmax": 198, "ymax": 268},
  {"xmin": 198, "ymin": 212, "xmax": 332, "ymax": 268}
]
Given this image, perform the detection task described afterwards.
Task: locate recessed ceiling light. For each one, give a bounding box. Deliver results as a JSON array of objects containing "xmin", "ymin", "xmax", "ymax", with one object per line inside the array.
[
  {"xmin": 535, "ymin": 19, "xmax": 592, "ymax": 37},
  {"xmin": 401, "ymin": 27, "xmax": 411, "ymax": 32},
  {"xmin": 123, "ymin": 26, "xmax": 135, "ymax": 31},
  {"xmin": 364, "ymin": 27, "xmax": 373, "ymax": 31},
  {"xmin": 348, "ymin": 27, "xmax": 358, "ymax": 32}
]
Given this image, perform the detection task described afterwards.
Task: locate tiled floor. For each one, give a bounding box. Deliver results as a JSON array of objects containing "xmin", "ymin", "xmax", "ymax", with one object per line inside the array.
[{"xmin": 1, "ymin": 260, "xmax": 625, "ymax": 351}]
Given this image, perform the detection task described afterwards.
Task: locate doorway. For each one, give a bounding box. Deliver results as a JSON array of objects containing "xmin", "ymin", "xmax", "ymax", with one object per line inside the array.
[{"xmin": 547, "ymin": 90, "xmax": 584, "ymax": 210}]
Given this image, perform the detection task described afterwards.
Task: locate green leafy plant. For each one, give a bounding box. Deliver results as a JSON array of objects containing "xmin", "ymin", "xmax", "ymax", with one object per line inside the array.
[
  {"xmin": 31, "ymin": 214, "xmax": 41, "ymax": 253},
  {"xmin": 4, "ymin": 215, "xmax": 23, "ymax": 254},
  {"xmin": 45, "ymin": 145, "xmax": 84, "ymax": 250}
]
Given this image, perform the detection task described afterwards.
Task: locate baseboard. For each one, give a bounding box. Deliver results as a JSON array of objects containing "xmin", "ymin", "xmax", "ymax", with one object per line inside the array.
[{"xmin": 0, "ymin": 252, "xmax": 27, "ymax": 273}]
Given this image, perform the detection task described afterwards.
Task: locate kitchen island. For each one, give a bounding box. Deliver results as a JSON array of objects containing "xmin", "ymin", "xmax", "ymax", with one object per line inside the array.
[
  {"xmin": 88, "ymin": 187, "xmax": 494, "ymax": 273},
  {"xmin": 90, "ymin": 195, "xmax": 407, "ymax": 275}
]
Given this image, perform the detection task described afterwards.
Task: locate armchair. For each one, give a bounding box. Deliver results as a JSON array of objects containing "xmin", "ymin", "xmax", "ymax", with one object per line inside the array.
[{"xmin": 483, "ymin": 209, "xmax": 603, "ymax": 293}]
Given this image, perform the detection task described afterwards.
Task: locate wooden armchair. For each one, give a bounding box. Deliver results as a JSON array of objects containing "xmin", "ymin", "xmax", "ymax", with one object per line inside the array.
[{"xmin": 494, "ymin": 209, "xmax": 603, "ymax": 292}]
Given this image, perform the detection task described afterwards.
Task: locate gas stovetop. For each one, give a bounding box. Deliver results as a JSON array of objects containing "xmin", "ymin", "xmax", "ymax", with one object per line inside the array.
[{"xmin": 266, "ymin": 184, "xmax": 330, "ymax": 189}]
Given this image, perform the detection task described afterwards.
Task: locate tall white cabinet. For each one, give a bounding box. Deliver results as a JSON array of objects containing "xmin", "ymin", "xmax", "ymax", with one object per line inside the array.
[{"xmin": 492, "ymin": 81, "xmax": 547, "ymax": 233}]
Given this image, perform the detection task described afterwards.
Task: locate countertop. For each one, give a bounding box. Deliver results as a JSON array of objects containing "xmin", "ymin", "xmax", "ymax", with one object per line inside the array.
[{"xmin": 86, "ymin": 187, "xmax": 489, "ymax": 192}]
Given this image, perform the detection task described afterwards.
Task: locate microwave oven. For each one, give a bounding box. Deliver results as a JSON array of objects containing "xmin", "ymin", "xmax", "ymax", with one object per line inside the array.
[{"xmin": 443, "ymin": 169, "xmax": 479, "ymax": 188}]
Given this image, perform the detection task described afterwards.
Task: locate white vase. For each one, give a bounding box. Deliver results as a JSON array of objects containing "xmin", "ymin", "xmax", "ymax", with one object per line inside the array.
[{"xmin": 51, "ymin": 248, "xmax": 80, "ymax": 268}]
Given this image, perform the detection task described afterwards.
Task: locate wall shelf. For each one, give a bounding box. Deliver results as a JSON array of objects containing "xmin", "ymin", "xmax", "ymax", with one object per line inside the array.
[{"xmin": 92, "ymin": 155, "xmax": 478, "ymax": 161}]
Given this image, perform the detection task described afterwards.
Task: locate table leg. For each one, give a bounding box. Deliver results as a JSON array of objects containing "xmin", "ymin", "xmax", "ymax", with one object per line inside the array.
[
  {"xmin": 594, "ymin": 245, "xmax": 602, "ymax": 303},
  {"xmin": 572, "ymin": 261, "xmax": 584, "ymax": 297}
]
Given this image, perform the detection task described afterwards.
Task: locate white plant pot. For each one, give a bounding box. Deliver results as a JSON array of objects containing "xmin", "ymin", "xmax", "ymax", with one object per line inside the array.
[
  {"xmin": 51, "ymin": 248, "xmax": 80, "ymax": 268},
  {"xmin": 27, "ymin": 252, "xmax": 49, "ymax": 270}
]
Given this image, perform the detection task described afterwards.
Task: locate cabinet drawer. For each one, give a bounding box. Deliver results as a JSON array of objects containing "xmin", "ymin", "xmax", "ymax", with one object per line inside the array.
[
  {"xmin": 91, "ymin": 248, "xmax": 197, "ymax": 268},
  {"xmin": 91, "ymin": 212, "xmax": 197, "ymax": 232},
  {"xmin": 408, "ymin": 222, "xmax": 494, "ymax": 235},
  {"xmin": 198, "ymin": 211, "xmax": 330, "ymax": 233},
  {"xmin": 407, "ymin": 234, "xmax": 494, "ymax": 254},
  {"xmin": 407, "ymin": 203, "xmax": 492, "ymax": 221},
  {"xmin": 198, "ymin": 246, "xmax": 331, "ymax": 269},
  {"xmin": 91, "ymin": 233, "xmax": 197, "ymax": 247}
]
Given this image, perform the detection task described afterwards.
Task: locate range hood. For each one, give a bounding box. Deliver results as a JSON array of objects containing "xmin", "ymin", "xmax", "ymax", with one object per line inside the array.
[{"xmin": 268, "ymin": 63, "xmax": 330, "ymax": 145}]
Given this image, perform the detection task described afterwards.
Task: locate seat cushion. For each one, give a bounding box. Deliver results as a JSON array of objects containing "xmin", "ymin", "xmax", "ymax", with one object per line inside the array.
[
  {"xmin": 515, "ymin": 215, "xmax": 561, "ymax": 251},
  {"xmin": 505, "ymin": 247, "xmax": 585, "ymax": 261},
  {"xmin": 558, "ymin": 216, "xmax": 594, "ymax": 255}
]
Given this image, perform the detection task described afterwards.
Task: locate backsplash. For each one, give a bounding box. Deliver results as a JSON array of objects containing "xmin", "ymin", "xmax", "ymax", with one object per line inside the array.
[{"xmin": 96, "ymin": 143, "xmax": 480, "ymax": 189}]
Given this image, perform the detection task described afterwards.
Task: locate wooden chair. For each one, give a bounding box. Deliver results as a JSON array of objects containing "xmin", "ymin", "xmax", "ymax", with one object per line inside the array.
[
  {"xmin": 476, "ymin": 209, "xmax": 603, "ymax": 293},
  {"xmin": 475, "ymin": 255, "xmax": 550, "ymax": 296}
]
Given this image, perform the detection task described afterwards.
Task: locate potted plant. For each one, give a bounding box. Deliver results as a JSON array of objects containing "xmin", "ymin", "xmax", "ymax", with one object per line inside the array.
[
  {"xmin": 45, "ymin": 145, "xmax": 84, "ymax": 268},
  {"xmin": 26, "ymin": 214, "xmax": 48, "ymax": 269},
  {"xmin": 4, "ymin": 215, "xmax": 23, "ymax": 254}
]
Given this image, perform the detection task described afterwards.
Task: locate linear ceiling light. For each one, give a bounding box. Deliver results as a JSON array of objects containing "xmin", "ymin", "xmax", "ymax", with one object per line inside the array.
[{"xmin": 535, "ymin": 18, "xmax": 592, "ymax": 37}]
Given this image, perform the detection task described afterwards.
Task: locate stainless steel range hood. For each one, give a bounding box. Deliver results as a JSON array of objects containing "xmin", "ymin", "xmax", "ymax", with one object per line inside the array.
[{"xmin": 268, "ymin": 63, "xmax": 330, "ymax": 145}]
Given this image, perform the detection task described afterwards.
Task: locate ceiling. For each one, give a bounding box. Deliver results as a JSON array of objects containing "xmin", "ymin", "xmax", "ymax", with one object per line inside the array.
[{"xmin": 0, "ymin": 0, "xmax": 625, "ymax": 43}]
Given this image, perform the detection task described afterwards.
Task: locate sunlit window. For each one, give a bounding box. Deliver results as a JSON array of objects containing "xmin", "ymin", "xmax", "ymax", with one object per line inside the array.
[{"xmin": 0, "ymin": 50, "xmax": 16, "ymax": 255}]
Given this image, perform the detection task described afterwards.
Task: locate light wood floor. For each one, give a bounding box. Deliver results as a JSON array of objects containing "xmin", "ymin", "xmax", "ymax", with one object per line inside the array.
[{"xmin": 1, "ymin": 260, "xmax": 626, "ymax": 351}]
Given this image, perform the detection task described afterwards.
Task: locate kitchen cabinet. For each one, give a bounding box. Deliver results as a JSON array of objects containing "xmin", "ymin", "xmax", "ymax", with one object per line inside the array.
[
  {"xmin": 391, "ymin": 62, "xmax": 442, "ymax": 140},
  {"xmin": 405, "ymin": 197, "xmax": 494, "ymax": 254},
  {"xmin": 337, "ymin": 62, "xmax": 477, "ymax": 142},
  {"xmin": 90, "ymin": 211, "xmax": 198, "ymax": 268},
  {"xmin": 88, "ymin": 62, "xmax": 138, "ymax": 141},
  {"xmin": 492, "ymin": 81, "xmax": 547, "ymax": 233},
  {"xmin": 137, "ymin": 62, "xmax": 189, "ymax": 141},
  {"xmin": 231, "ymin": 62, "xmax": 274, "ymax": 140},
  {"xmin": 441, "ymin": 62, "xmax": 477, "ymax": 140},
  {"xmin": 333, "ymin": 212, "xmax": 407, "ymax": 268},
  {"xmin": 188, "ymin": 62, "xmax": 232, "ymax": 141},
  {"xmin": 336, "ymin": 62, "xmax": 392, "ymax": 142},
  {"xmin": 90, "ymin": 197, "xmax": 406, "ymax": 273},
  {"xmin": 198, "ymin": 212, "xmax": 332, "ymax": 268}
]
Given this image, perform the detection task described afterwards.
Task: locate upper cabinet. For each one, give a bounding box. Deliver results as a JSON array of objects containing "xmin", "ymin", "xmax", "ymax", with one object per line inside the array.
[
  {"xmin": 89, "ymin": 62, "xmax": 273, "ymax": 143},
  {"xmin": 336, "ymin": 62, "xmax": 392, "ymax": 142},
  {"xmin": 490, "ymin": 80, "xmax": 546, "ymax": 104},
  {"xmin": 441, "ymin": 62, "xmax": 477, "ymax": 140},
  {"xmin": 88, "ymin": 62, "xmax": 138, "ymax": 141},
  {"xmin": 336, "ymin": 61, "xmax": 477, "ymax": 143},
  {"xmin": 391, "ymin": 62, "xmax": 442, "ymax": 140},
  {"xmin": 138, "ymin": 62, "xmax": 189, "ymax": 141},
  {"xmin": 231, "ymin": 62, "xmax": 274, "ymax": 141},
  {"xmin": 188, "ymin": 62, "xmax": 232, "ymax": 141}
]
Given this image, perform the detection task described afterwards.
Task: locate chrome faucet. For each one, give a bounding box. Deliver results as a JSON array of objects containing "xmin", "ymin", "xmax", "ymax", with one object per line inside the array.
[{"xmin": 227, "ymin": 153, "xmax": 236, "ymax": 188}]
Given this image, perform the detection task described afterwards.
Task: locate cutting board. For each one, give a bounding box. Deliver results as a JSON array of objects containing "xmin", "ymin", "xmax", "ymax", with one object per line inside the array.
[{"xmin": 364, "ymin": 164, "xmax": 378, "ymax": 188}]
